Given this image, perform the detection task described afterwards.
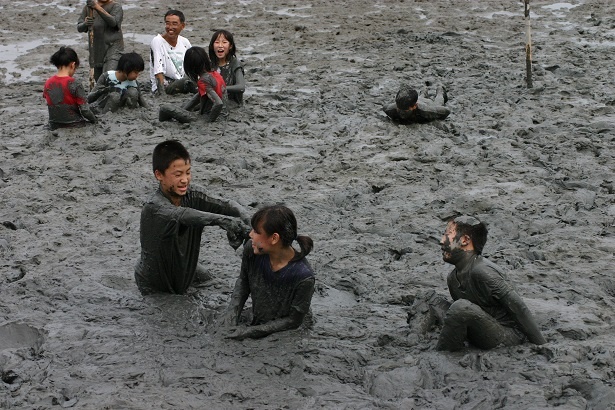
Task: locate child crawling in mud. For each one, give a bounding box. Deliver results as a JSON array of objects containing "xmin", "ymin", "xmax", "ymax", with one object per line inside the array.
[
  {"xmin": 221, "ymin": 205, "xmax": 316, "ymax": 340},
  {"xmin": 384, "ymin": 83, "xmax": 450, "ymax": 124},
  {"xmin": 158, "ymin": 46, "xmax": 227, "ymax": 123},
  {"xmin": 43, "ymin": 46, "xmax": 97, "ymax": 130},
  {"xmin": 134, "ymin": 140, "xmax": 251, "ymax": 295},
  {"xmin": 87, "ymin": 51, "xmax": 149, "ymax": 113},
  {"xmin": 434, "ymin": 215, "xmax": 546, "ymax": 351}
]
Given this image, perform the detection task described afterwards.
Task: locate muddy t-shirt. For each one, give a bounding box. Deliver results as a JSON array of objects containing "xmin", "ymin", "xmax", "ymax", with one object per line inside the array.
[
  {"xmin": 43, "ymin": 75, "xmax": 94, "ymax": 129},
  {"xmin": 134, "ymin": 186, "xmax": 243, "ymax": 294},
  {"xmin": 149, "ymin": 34, "xmax": 191, "ymax": 92},
  {"xmin": 446, "ymin": 255, "xmax": 522, "ymax": 329},
  {"xmin": 216, "ymin": 56, "xmax": 244, "ymax": 105},
  {"xmin": 233, "ymin": 241, "xmax": 315, "ymax": 325},
  {"xmin": 197, "ymin": 71, "xmax": 225, "ymax": 99}
]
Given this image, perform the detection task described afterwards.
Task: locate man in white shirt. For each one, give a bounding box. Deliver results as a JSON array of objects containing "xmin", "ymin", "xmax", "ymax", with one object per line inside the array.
[{"xmin": 149, "ymin": 10, "xmax": 196, "ymax": 95}]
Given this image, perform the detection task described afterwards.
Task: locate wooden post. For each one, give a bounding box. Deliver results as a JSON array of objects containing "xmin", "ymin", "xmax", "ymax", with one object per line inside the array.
[
  {"xmin": 524, "ymin": 0, "xmax": 533, "ymax": 88},
  {"xmin": 88, "ymin": 6, "xmax": 95, "ymax": 90}
]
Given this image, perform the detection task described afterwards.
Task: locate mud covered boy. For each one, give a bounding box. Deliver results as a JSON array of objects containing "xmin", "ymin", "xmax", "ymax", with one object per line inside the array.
[
  {"xmin": 134, "ymin": 140, "xmax": 250, "ymax": 295},
  {"xmin": 384, "ymin": 84, "xmax": 450, "ymax": 124}
]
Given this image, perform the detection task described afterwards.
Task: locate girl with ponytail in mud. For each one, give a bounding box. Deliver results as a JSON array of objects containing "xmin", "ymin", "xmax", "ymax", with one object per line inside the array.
[{"xmin": 221, "ymin": 205, "xmax": 315, "ymax": 340}]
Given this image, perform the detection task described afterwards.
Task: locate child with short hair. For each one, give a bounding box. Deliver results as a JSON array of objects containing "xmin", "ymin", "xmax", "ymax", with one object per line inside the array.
[
  {"xmin": 43, "ymin": 46, "xmax": 97, "ymax": 130},
  {"xmin": 134, "ymin": 140, "xmax": 251, "ymax": 295},
  {"xmin": 158, "ymin": 46, "xmax": 227, "ymax": 123},
  {"xmin": 383, "ymin": 84, "xmax": 450, "ymax": 124},
  {"xmin": 87, "ymin": 51, "xmax": 149, "ymax": 113}
]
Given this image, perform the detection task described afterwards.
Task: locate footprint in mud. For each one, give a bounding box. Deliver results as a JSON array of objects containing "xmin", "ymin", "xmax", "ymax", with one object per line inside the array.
[{"xmin": 0, "ymin": 322, "xmax": 45, "ymax": 353}]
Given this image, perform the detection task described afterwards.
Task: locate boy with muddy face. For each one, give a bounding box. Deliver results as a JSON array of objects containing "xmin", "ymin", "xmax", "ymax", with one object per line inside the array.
[
  {"xmin": 134, "ymin": 140, "xmax": 250, "ymax": 295},
  {"xmin": 384, "ymin": 84, "xmax": 450, "ymax": 124},
  {"xmin": 436, "ymin": 216, "xmax": 546, "ymax": 351}
]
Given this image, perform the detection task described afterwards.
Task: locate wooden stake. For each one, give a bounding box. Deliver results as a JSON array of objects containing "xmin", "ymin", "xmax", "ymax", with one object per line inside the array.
[
  {"xmin": 88, "ymin": 6, "xmax": 95, "ymax": 90},
  {"xmin": 524, "ymin": 0, "xmax": 533, "ymax": 88}
]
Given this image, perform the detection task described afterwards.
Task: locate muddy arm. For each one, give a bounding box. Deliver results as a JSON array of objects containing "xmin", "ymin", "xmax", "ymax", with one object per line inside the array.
[
  {"xmin": 501, "ymin": 291, "xmax": 546, "ymax": 345},
  {"xmin": 227, "ymin": 279, "xmax": 315, "ymax": 340},
  {"xmin": 225, "ymin": 67, "xmax": 245, "ymax": 94},
  {"xmin": 221, "ymin": 245, "xmax": 252, "ymax": 326},
  {"xmin": 187, "ymin": 188, "xmax": 251, "ymax": 225},
  {"xmin": 205, "ymin": 88, "xmax": 224, "ymax": 122},
  {"xmin": 92, "ymin": 2, "xmax": 123, "ymax": 28},
  {"xmin": 87, "ymin": 73, "xmax": 109, "ymax": 103}
]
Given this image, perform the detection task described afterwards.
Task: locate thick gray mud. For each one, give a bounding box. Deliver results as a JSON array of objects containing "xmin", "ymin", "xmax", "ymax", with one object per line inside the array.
[{"xmin": 1, "ymin": 0, "xmax": 614, "ymax": 408}]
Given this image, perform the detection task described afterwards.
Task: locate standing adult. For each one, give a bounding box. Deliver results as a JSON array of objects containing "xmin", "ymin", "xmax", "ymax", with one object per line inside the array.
[
  {"xmin": 436, "ymin": 216, "xmax": 546, "ymax": 351},
  {"xmin": 77, "ymin": 0, "xmax": 124, "ymax": 83},
  {"xmin": 149, "ymin": 10, "xmax": 196, "ymax": 95}
]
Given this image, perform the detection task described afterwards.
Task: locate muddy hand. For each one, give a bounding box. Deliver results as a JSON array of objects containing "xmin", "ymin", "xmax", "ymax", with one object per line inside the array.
[
  {"xmin": 225, "ymin": 327, "xmax": 248, "ymax": 340},
  {"xmin": 226, "ymin": 220, "xmax": 245, "ymax": 250}
]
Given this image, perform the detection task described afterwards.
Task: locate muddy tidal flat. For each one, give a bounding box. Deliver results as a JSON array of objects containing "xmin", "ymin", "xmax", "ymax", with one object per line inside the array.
[{"xmin": 1, "ymin": 0, "xmax": 615, "ymax": 408}]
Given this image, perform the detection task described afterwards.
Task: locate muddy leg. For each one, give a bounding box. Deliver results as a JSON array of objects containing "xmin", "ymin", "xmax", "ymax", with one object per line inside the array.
[
  {"xmin": 104, "ymin": 92, "xmax": 122, "ymax": 113},
  {"xmin": 158, "ymin": 104, "xmax": 198, "ymax": 123},
  {"xmin": 123, "ymin": 88, "xmax": 139, "ymax": 109}
]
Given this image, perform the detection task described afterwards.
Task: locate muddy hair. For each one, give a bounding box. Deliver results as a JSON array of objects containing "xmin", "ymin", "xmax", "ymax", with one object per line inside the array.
[
  {"xmin": 251, "ymin": 205, "xmax": 313, "ymax": 260},
  {"xmin": 152, "ymin": 140, "xmax": 190, "ymax": 174},
  {"xmin": 164, "ymin": 9, "xmax": 185, "ymax": 23},
  {"xmin": 50, "ymin": 46, "xmax": 80, "ymax": 69},
  {"xmin": 395, "ymin": 86, "xmax": 418, "ymax": 110},
  {"xmin": 452, "ymin": 215, "xmax": 488, "ymax": 255},
  {"xmin": 208, "ymin": 29, "xmax": 237, "ymax": 65},
  {"xmin": 117, "ymin": 52, "xmax": 145, "ymax": 73},
  {"xmin": 183, "ymin": 46, "xmax": 212, "ymax": 82}
]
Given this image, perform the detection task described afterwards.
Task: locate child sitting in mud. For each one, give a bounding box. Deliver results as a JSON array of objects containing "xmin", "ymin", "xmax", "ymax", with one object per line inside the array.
[
  {"xmin": 43, "ymin": 46, "xmax": 97, "ymax": 130},
  {"xmin": 134, "ymin": 140, "xmax": 251, "ymax": 295},
  {"xmin": 384, "ymin": 83, "xmax": 450, "ymax": 124},
  {"xmin": 209, "ymin": 29, "xmax": 245, "ymax": 107},
  {"xmin": 158, "ymin": 46, "xmax": 227, "ymax": 123},
  {"xmin": 221, "ymin": 205, "xmax": 316, "ymax": 340},
  {"xmin": 87, "ymin": 52, "xmax": 149, "ymax": 113}
]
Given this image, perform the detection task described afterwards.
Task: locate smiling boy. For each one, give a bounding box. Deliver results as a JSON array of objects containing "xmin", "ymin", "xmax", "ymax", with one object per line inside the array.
[{"xmin": 134, "ymin": 140, "xmax": 251, "ymax": 295}]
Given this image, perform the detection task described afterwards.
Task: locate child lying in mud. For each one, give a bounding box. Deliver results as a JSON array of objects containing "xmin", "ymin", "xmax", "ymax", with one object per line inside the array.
[
  {"xmin": 134, "ymin": 140, "xmax": 250, "ymax": 295},
  {"xmin": 221, "ymin": 205, "xmax": 316, "ymax": 340},
  {"xmin": 87, "ymin": 52, "xmax": 149, "ymax": 113},
  {"xmin": 384, "ymin": 84, "xmax": 450, "ymax": 124},
  {"xmin": 435, "ymin": 216, "xmax": 546, "ymax": 351}
]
